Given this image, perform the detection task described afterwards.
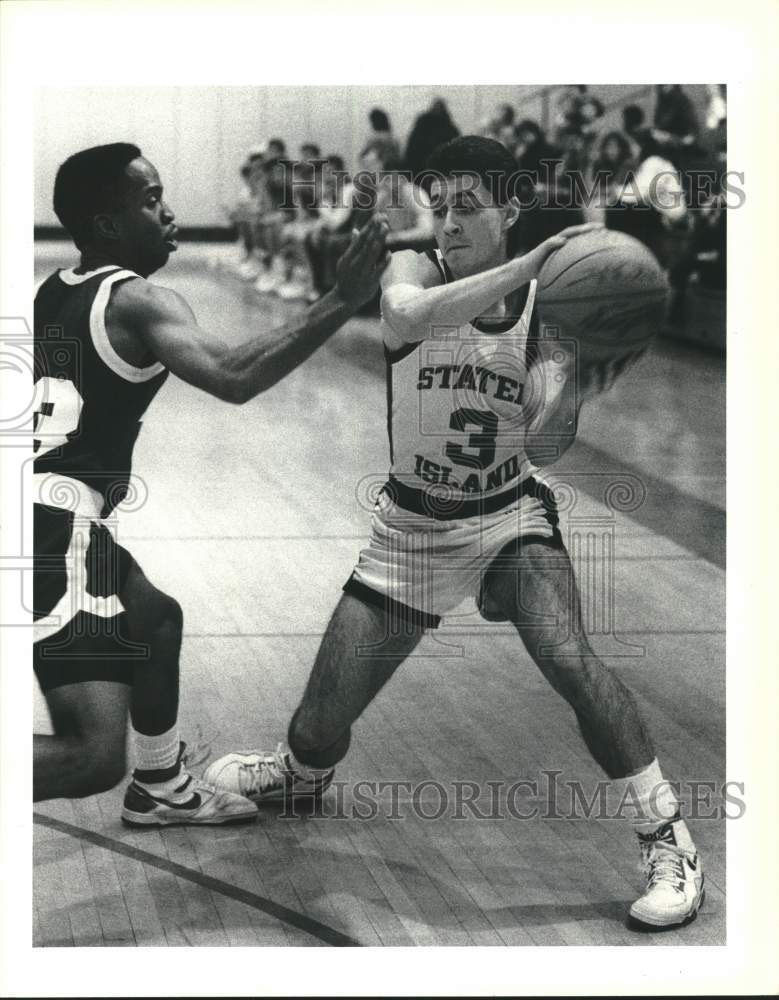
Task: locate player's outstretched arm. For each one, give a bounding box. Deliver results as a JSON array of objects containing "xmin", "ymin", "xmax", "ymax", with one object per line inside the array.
[
  {"xmin": 125, "ymin": 219, "xmax": 389, "ymax": 403},
  {"xmin": 381, "ymin": 223, "xmax": 603, "ymax": 346},
  {"xmin": 381, "ymin": 250, "xmax": 530, "ymax": 348}
]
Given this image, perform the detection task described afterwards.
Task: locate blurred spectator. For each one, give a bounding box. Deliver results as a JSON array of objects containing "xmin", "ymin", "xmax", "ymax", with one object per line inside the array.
[
  {"xmin": 666, "ymin": 193, "xmax": 726, "ymax": 325},
  {"xmin": 591, "ymin": 131, "xmax": 636, "ymax": 198},
  {"xmin": 356, "ymin": 144, "xmax": 434, "ymax": 252},
  {"xmin": 555, "ymin": 85, "xmax": 605, "ymax": 175},
  {"xmin": 622, "ymin": 104, "xmax": 654, "ymax": 162},
  {"xmin": 512, "ymin": 120, "xmax": 582, "ymax": 252},
  {"xmin": 651, "ymin": 85, "xmax": 699, "ymax": 169},
  {"xmin": 227, "ymin": 159, "xmax": 258, "ymax": 272},
  {"xmin": 232, "ymin": 147, "xmax": 270, "ymax": 279},
  {"xmin": 362, "ymin": 108, "xmax": 402, "ymax": 167},
  {"xmin": 250, "ymin": 138, "xmax": 299, "ymax": 292},
  {"xmin": 405, "ymin": 97, "xmax": 460, "ymax": 180},
  {"xmin": 294, "ymin": 142, "xmax": 323, "ymax": 218},
  {"xmin": 689, "ymin": 195, "xmax": 726, "ymax": 290},
  {"xmin": 513, "ymin": 119, "xmax": 560, "ymax": 175},
  {"xmin": 606, "ymin": 150, "xmax": 689, "ymax": 270},
  {"xmin": 274, "ymin": 143, "xmax": 326, "ymax": 300},
  {"xmin": 701, "ymin": 84, "xmax": 727, "ymax": 181},
  {"xmin": 704, "ymin": 84, "xmax": 727, "ymax": 131},
  {"xmin": 482, "ymin": 102, "xmax": 515, "ymax": 143},
  {"xmin": 304, "ymin": 154, "xmax": 355, "ymax": 299}
]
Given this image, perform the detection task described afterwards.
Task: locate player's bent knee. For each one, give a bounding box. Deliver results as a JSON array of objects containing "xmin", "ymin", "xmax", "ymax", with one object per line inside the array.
[
  {"xmin": 121, "ymin": 560, "xmax": 183, "ymax": 637},
  {"xmin": 84, "ymin": 751, "xmax": 126, "ymax": 796},
  {"xmin": 129, "ymin": 589, "xmax": 183, "ymax": 642},
  {"xmin": 288, "ymin": 710, "xmax": 351, "ymax": 769},
  {"xmin": 69, "ymin": 735, "xmax": 127, "ymax": 797},
  {"xmin": 157, "ymin": 593, "xmax": 183, "ymax": 634}
]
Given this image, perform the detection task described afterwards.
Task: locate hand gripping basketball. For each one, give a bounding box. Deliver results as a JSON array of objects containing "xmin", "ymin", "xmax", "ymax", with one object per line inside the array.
[
  {"xmin": 536, "ymin": 228, "xmax": 670, "ymax": 395},
  {"xmin": 520, "ymin": 223, "xmax": 605, "ymax": 281}
]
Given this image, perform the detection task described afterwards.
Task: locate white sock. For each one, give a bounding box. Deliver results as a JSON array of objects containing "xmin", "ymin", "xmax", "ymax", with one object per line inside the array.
[
  {"xmin": 133, "ymin": 723, "xmax": 180, "ymax": 774},
  {"xmin": 612, "ymin": 758, "xmax": 681, "ymax": 833}
]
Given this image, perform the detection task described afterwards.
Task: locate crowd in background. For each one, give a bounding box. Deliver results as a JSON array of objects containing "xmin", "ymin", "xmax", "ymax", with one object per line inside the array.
[{"xmin": 224, "ymin": 85, "xmax": 727, "ymax": 322}]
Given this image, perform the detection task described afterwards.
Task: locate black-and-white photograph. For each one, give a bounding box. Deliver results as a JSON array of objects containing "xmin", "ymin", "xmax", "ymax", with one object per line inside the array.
[
  {"xmin": 29, "ymin": 79, "xmax": 727, "ymax": 944},
  {"xmin": 1, "ymin": 2, "xmax": 777, "ymax": 996}
]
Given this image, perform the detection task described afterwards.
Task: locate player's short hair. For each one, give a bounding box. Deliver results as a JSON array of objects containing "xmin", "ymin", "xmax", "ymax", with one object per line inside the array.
[
  {"xmin": 421, "ymin": 135, "xmax": 521, "ymax": 207},
  {"xmin": 53, "ymin": 143, "xmax": 142, "ymax": 250}
]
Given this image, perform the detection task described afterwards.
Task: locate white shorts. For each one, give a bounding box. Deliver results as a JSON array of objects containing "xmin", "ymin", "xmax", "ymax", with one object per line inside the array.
[{"xmin": 344, "ymin": 476, "xmax": 563, "ymax": 627}]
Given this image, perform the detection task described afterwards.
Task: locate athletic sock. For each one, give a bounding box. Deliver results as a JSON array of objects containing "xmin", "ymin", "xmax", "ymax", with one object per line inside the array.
[
  {"xmin": 133, "ymin": 723, "xmax": 181, "ymax": 784},
  {"xmin": 612, "ymin": 758, "xmax": 681, "ymax": 834}
]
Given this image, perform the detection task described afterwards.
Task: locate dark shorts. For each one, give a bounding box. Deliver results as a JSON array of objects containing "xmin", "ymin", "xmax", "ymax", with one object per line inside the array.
[{"xmin": 34, "ymin": 503, "xmax": 138, "ymax": 692}]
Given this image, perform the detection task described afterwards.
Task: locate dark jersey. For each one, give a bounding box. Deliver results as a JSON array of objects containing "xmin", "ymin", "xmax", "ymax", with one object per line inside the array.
[{"xmin": 33, "ymin": 265, "xmax": 168, "ymax": 515}]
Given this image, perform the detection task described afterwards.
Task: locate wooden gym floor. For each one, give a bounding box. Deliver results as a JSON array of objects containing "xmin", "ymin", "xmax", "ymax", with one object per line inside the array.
[{"xmin": 33, "ymin": 243, "xmax": 726, "ymax": 947}]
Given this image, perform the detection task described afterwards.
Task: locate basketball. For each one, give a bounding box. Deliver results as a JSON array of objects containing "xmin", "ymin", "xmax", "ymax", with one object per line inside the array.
[{"xmin": 536, "ymin": 230, "xmax": 669, "ymax": 364}]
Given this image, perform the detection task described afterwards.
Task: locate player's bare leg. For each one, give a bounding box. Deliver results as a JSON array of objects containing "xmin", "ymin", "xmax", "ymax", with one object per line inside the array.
[
  {"xmin": 34, "ymin": 681, "xmax": 130, "ymax": 801},
  {"xmin": 291, "ymin": 593, "xmax": 425, "ymax": 764},
  {"xmin": 482, "ymin": 537, "xmax": 705, "ymax": 929},
  {"xmin": 483, "ymin": 537, "xmax": 653, "ymax": 776},
  {"xmin": 120, "ymin": 557, "xmax": 182, "ymax": 738},
  {"xmin": 116, "ymin": 554, "xmax": 256, "ymax": 826},
  {"xmin": 204, "ymin": 593, "xmax": 425, "ymax": 800}
]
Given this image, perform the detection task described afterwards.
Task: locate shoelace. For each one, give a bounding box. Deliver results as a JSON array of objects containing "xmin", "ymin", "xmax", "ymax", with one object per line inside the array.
[
  {"xmin": 240, "ymin": 744, "xmax": 290, "ymax": 795},
  {"xmin": 181, "ymin": 726, "xmax": 221, "ymax": 772},
  {"xmin": 645, "ymin": 842, "xmax": 690, "ymax": 890}
]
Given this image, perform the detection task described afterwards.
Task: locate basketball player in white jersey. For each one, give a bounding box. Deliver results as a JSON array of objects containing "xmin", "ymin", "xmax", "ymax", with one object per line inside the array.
[
  {"xmin": 34, "ymin": 143, "xmax": 389, "ymax": 824},
  {"xmin": 207, "ymin": 137, "xmax": 704, "ymax": 928}
]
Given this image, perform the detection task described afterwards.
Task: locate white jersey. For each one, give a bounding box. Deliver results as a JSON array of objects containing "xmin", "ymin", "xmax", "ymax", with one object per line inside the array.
[{"xmin": 381, "ymin": 250, "xmax": 540, "ymax": 520}]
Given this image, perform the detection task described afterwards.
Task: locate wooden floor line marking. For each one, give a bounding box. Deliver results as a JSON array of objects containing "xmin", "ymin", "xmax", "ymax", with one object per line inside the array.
[{"xmin": 33, "ymin": 812, "xmax": 362, "ymax": 948}]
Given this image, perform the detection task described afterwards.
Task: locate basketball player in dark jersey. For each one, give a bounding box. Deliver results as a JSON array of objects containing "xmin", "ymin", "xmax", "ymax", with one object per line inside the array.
[
  {"xmin": 34, "ymin": 143, "xmax": 388, "ymax": 824},
  {"xmin": 208, "ymin": 137, "xmax": 704, "ymax": 928}
]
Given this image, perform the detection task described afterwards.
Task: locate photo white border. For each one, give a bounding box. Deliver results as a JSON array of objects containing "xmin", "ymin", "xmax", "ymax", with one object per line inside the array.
[{"xmin": 2, "ymin": 0, "xmax": 778, "ymax": 995}]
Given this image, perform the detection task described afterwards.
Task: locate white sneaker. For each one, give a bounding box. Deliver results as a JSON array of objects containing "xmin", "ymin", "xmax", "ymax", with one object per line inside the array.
[
  {"xmin": 121, "ymin": 741, "xmax": 257, "ymax": 827},
  {"xmin": 121, "ymin": 771, "xmax": 257, "ymax": 827},
  {"xmin": 629, "ymin": 817, "xmax": 705, "ymax": 929},
  {"xmin": 203, "ymin": 743, "xmax": 334, "ymax": 804}
]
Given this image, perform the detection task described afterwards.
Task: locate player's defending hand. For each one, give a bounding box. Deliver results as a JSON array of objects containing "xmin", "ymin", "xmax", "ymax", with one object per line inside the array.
[
  {"xmin": 334, "ymin": 215, "xmax": 391, "ymax": 307},
  {"xmin": 519, "ymin": 222, "xmax": 605, "ymax": 280}
]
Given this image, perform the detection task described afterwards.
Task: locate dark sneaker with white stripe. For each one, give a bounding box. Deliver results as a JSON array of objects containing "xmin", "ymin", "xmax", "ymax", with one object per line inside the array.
[
  {"xmin": 121, "ymin": 767, "xmax": 257, "ymax": 827},
  {"xmin": 629, "ymin": 816, "xmax": 705, "ymax": 929}
]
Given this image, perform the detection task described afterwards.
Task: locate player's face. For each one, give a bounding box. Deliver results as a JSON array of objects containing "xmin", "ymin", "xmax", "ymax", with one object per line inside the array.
[
  {"xmin": 429, "ymin": 175, "xmax": 519, "ymax": 279},
  {"xmin": 112, "ymin": 157, "xmax": 178, "ymax": 277}
]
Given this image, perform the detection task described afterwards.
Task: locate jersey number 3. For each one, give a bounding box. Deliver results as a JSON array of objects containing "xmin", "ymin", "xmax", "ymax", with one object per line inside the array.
[
  {"xmin": 444, "ymin": 408, "xmax": 499, "ymax": 470},
  {"xmin": 33, "ymin": 377, "xmax": 84, "ymax": 458}
]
